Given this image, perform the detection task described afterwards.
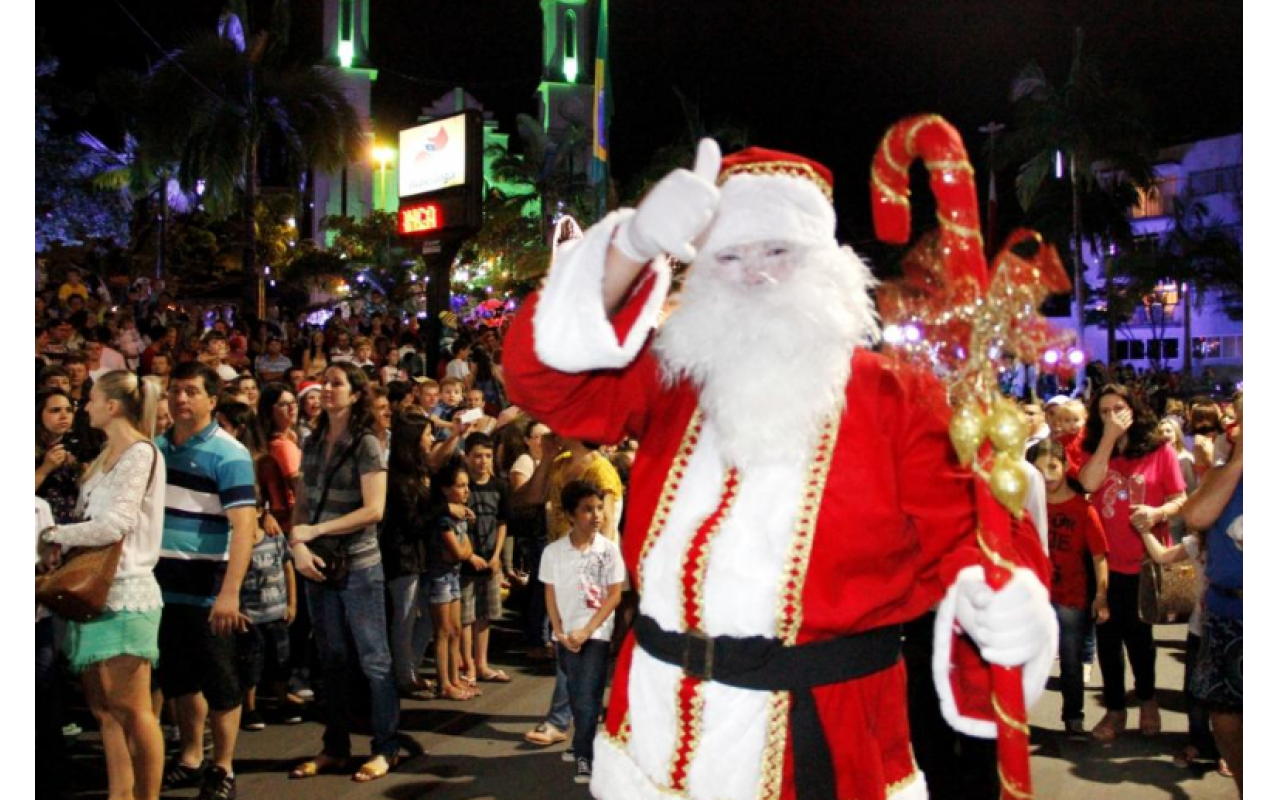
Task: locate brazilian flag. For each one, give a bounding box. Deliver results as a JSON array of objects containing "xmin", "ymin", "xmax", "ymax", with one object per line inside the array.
[{"xmin": 590, "ymin": 0, "xmax": 611, "ymax": 193}]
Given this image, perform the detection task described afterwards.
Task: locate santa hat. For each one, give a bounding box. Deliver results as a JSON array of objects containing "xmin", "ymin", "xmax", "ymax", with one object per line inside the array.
[
  {"xmin": 702, "ymin": 147, "xmax": 837, "ymax": 252},
  {"xmin": 297, "ymin": 381, "xmax": 321, "ymax": 400}
]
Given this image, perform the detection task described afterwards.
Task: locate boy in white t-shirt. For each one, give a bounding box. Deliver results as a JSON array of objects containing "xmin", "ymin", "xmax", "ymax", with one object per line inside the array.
[{"xmin": 539, "ymin": 480, "xmax": 625, "ymax": 785}]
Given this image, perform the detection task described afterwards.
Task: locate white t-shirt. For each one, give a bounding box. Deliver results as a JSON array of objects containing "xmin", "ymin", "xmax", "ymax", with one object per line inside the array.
[
  {"xmin": 446, "ymin": 358, "xmax": 471, "ymax": 381},
  {"xmin": 539, "ymin": 532, "xmax": 626, "ymax": 642},
  {"xmin": 509, "ymin": 453, "xmax": 537, "ymax": 481}
]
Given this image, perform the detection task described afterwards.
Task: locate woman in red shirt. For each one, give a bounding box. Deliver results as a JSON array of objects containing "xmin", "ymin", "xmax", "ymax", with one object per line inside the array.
[{"xmin": 1079, "ymin": 384, "xmax": 1187, "ymax": 742}]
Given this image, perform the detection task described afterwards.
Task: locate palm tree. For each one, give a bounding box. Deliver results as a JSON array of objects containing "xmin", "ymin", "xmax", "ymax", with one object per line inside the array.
[
  {"xmin": 1000, "ymin": 28, "xmax": 1157, "ymax": 350},
  {"xmin": 77, "ymin": 131, "xmax": 196, "ymax": 280},
  {"xmin": 135, "ymin": 2, "xmax": 364, "ymax": 310}
]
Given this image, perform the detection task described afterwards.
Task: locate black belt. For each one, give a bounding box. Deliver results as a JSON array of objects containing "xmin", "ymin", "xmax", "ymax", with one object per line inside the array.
[{"xmin": 633, "ymin": 614, "xmax": 902, "ymax": 800}]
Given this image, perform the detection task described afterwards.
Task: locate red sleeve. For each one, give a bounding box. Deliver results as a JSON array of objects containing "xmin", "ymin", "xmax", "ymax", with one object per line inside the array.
[
  {"xmin": 1082, "ymin": 501, "xmax": 1108, "ymax": 556},
  {"xmin": 503, "ymin": 279, "xmax": 663, "ymax": 444},
  {"xmin": 270, "ymin": 437, "xmax": 302, "ymax": 479},
  {"xmin": 883, "ymin": 359, "xmax": 981, "ymax": 597}
]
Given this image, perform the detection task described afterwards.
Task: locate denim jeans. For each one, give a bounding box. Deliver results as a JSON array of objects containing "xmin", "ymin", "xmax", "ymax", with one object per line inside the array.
[
  {"xmin": 525, "ymin": 541, "xmax": 551, "ymax": 648},
  {"xmin": 545, "ymin": 655, "xmax": 572, "ymax": 732},
  {"xmin": 557, "ymin": 640, "xmax": 610, "ymax": 764},
  {"xmin": 306, "ymin": 563, "xmax": 401, "ymax": 758},
  {"xmin": 1054, "ymin": 603, "xmax": 1089, "ymax": 722},
  {"xmin": 387, "ymin": 574, "xmax": 435, "ymax": 688}
]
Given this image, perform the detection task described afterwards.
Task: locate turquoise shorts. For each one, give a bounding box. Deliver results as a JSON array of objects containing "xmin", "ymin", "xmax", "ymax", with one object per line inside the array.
[{"xmin": 65, "ymin": 607, "xmax": 163, "ymax": 674}]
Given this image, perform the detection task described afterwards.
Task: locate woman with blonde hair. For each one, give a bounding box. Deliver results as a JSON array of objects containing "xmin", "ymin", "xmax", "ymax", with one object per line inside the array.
[{"xmin": 39, "ymin": 370, "xmax": 167, "ymax": 799}]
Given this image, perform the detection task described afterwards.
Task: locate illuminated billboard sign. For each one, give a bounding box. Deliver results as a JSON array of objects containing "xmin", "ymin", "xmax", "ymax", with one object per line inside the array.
[
  {"xmin": 399, "ymin": 114, "xmax": 468, "ymax": 198},
  {"xmin": 396, "ymin": 110, "xmax": 483, "ymax": 237}
]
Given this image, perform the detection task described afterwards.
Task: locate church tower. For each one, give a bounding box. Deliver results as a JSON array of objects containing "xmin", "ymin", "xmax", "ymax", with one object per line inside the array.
[{"xmin": 536, "ymin": 0, "xmax": 597, "ymax": 183}]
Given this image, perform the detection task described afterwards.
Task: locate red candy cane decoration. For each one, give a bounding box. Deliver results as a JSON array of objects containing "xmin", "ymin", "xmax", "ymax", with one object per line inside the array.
[
  {"xmin": 872, "ymin": 115, "xmax": 988, "ymax": 296},
  {"xmin": 871, "ymin": 115, "xmax": 1036, "ymax": 800}
]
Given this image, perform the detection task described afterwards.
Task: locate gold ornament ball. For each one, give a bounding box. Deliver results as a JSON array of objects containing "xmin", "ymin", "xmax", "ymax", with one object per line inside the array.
[
  {"xmin": 990, "ymin": 452, "xmax": 1029, "ymax": 516},
  {"xmin": 949, "ymin": 403, "xmax": 986, "ymax": 467},
  {"xmin": 987, "ymin": 399, "xmax": 1028, "ymax": 454}
]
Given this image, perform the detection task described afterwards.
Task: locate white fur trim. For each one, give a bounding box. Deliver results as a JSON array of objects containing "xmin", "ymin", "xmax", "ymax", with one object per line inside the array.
[
  {"xmin": 933, "ymin": 565, "xmax": 1056, "ymax": 739},
  {"xmin": 533, "ymin": 209, "xmax": 672, "ymax": 373},
  {"xmin": 592, "ymin": 723, "xmax": 930, "ymax": 800},
  {"xmin": 890, "ymin": 771, "xmax": 929, "ymax": 800},
  {"xmin": 627, "ymin": 423, "xmax": 816, "ymax": 800},
  {"xmin": 591, "ymin": 731, "xmax": 671, "ymax": 800},
  {"xmin": 701, "ymin": 174, "xmax": 835, "ymax": 253},
  {"xmin": 625, "ymin": 649, "xmax": 682, "ymax": 787}
]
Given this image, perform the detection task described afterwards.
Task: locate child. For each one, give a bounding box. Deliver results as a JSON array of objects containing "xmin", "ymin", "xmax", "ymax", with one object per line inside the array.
[
  {"xmin": 427, "ymin": 459, "xmax": 476, "ymax": 701},
  {"xmin": 1052, "ymin": 399, "xmax": 1088, "ymax": 481},
  {"xmin": 460, "ymin": 433, "xmax": 511, "ymax": 687},
  {"xmin": 431, "ymin": 377, "xmax": 466, "ymax": 442},
  {"xmin": 540, "ymin": 480, "xmax": 626, "ymax": 784},
  {"xmin": 237, "ymin": 524, "xmax": 302, "ymax": 730},
  {"xmin": 1029, "ymin": 439, "xmax": 1109, "ymax": 739}
]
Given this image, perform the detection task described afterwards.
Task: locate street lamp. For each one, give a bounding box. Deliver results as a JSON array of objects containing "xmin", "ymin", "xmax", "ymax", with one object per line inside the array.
[{"xmin": 372, "ymin": 145, "xmax": 396, "ymax": 211}]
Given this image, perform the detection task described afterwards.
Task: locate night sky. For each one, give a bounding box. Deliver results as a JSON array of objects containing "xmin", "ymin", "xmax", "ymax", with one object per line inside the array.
[{"xmin": 38, "ymin": 0, "xmax": 1242, "ymax": 238}]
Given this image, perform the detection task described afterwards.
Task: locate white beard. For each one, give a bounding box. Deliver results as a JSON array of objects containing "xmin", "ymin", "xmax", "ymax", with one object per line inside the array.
[{"xmin": 654, "ymin": 243, "xmax": 880, "ymax": 468}]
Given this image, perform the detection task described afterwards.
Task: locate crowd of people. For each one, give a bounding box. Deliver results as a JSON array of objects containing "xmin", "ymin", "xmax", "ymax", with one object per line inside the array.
[{"xmin": 34, "ymin": 265, "xmax": 1242, "ymax": 799}]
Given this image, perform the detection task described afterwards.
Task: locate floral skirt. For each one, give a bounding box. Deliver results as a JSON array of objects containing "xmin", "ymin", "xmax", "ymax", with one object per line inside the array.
[{"xmin": 66, "ymin": 607, "xmax": 162, "ymax": 674}]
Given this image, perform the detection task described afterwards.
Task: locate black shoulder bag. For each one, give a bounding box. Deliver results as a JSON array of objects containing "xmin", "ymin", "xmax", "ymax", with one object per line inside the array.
[{"xmin": 304, "ymin": 432, "xmax": 367, "ymax": 589}]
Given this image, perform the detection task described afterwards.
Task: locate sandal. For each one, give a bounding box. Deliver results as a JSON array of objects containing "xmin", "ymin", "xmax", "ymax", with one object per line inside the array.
[
  {"xmin": 478, "ymin": 668, "xmax": 512, "ymax": 683},
  {"xmin": 352, "ymin": 754, "xmax": 400, "ymax": 783},
  {"xmin": 1139, "ymin": 700, "xmax": 1161, "ymax": 737},
  {"xmin": 1173, "ymin": 745, "xmax": 1200, "ymax": 768},
  {"xmin": 1217, "ymin": 759, "xmax": 1233, "ymax": 778},
  {"xmin": 290, "ymin": 754, "xmax": 349, "ymax": 780},
  {"xmin": 436, "ymin": 685, "xmax": 474, "ymax": 701},
  {"xmin": 1092, "ymin": 710, "xmax": 1126, "ymax": 743}
]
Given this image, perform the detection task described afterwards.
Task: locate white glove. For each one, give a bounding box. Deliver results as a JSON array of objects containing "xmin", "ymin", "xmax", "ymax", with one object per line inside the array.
[
  {"xmin": 954, "ymin": 566, "xmax": 1056, "ymax": 668},
  {"xmin": 614, "ymin": 138, "xmax": 721, "ymax": 263}
]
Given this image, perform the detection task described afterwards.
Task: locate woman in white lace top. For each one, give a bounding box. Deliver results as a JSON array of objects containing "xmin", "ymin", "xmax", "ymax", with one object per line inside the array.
[{"xmin": 41, "ymin": 370, "xmax": 167, "ymax": 800}]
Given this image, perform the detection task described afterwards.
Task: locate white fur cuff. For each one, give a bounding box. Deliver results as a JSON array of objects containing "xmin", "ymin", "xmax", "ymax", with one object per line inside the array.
[{"xmin": 533, "ymin": 209, "xmax": 672, "ymax": 373}]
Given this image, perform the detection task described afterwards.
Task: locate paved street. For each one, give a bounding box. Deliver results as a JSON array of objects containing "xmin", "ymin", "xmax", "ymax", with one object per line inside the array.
[{"xmin": 61, "ymin": 612, "xmax": 1236, "ymax": 799}]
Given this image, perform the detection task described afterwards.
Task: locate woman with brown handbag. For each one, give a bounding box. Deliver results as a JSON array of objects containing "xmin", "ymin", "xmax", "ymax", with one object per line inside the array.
[{"xmin": 39, "ymin": 370, "xmax": 166, "ymax": 799}]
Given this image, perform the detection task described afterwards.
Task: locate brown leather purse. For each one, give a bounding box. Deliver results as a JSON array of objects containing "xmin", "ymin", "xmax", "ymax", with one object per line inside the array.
[
  {"xmin": 36, "ymin": 444, "xmax": 158, "ymax": 623},
  {"xmin": 36, "ymin": 539, "xmax": 125, "ymax": 623},
  {"xmin": 1137, "ymin": 557, "xmax": 1199, "ymax": 625}
]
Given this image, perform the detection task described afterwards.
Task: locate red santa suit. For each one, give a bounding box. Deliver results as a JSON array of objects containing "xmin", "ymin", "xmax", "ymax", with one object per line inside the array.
[{"xmin": 505, "ymin": 147, "xmax": 1054, "ymax": 800}]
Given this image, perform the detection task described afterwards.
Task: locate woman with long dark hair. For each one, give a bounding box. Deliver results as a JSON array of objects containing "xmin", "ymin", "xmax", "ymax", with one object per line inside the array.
[
  {"xmin": 37, "ymin": 388, "xmax": 82, "ymax": 524},
  {"xmin": 287, "ymin": 363, "xmax": 404, "ymax": 782},
  {"xmin": 1079, "ymin": 383, "xmax": 1187, "ymax": 742},
  {"xmin": 469, "ymin": 348, "xmax": 508, "ymax": 414},
  {"xmin": 381, "ymin": 412, "xmax": 471, "ymax": 697},
  {"xmin": 256, "ymin": 383, "xmax": 303, "ymax": 536},
  {"xmin": 301, "ymin": 329, "xmax": 329, "ymax": 380}
]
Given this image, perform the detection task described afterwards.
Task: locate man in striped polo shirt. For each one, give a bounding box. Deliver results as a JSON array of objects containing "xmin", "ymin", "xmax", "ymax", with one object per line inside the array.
[{"xmin": 154, "ymin": 362, "xmax": 258, "ymax": 800}]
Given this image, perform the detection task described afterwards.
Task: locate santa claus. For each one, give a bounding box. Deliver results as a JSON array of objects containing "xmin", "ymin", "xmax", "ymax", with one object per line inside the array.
[{"xmin": 504, "ymin": 139, "xmax": 1056, "ymax": 800}]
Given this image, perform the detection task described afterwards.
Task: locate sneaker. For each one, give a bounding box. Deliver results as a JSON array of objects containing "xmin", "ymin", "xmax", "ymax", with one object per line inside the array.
[
  {"xmin": 278, "ymin": 704, "xmax": 305, "ymax": 725},
  {"xmin": 162, "ymin": 758, "xmax": 208, "ymax": 791},
  {"xmin": 574, "ymin": 757, "xmax": 592, "ymax": 784},
  {"xmin": 240, "ymin": 709, "xmax": 266, "ymax": 732},
  {"xmin": 1064, "ymin": 720, "xmax": 1089, "ymax": 740},
  {"xmin": 525, "ymin": 722, "xmax": 569, "ymax": 746},
  {"xmin": 562, "ymin": 747, "xmax": 576, "ymax": 763},
  {"xmin": 61, "ymin": 722, "xmax": 83, "ymax": 738},
  {"xmin": 288, "ymin": 674, "xmax": 316, "ymax": 701},
  {"xmin": 197, "ymin": 765, "xmax": 237, "ymax": 800}
]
